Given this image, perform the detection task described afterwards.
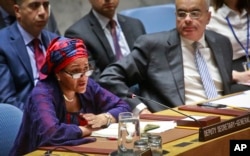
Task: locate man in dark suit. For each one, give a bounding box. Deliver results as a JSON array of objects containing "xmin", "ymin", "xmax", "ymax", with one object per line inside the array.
[
  {"xmin": 0, "ymin": 0, "xmax": 60, "ymax": 34},
  {"xmin": 0, "ymin": 0, "xmax": 58, "ymax": 110},
  {"xmin": 99, "ymin": 0, "xmax": 238, "ymax": 115},
  {"xmin": 65, "ymin": 0, "xmax": 146, "ymax": 80}
]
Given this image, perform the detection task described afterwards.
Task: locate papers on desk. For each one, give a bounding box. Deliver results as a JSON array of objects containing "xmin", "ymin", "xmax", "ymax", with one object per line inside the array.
[
  {"xmin": 210, "ymin": 90, "xmax": 250, "ymax": 109},
  {"xmin": 91, "ymin": 121, "xmax": 176, "ymax": 138}
]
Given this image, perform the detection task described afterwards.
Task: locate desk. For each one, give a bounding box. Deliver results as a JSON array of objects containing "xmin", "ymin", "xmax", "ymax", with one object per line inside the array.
[
  {"xmin": 26, "ymin": 100, "xmax": 250, "ymax": 156},
  {"xmin": 156, "ymin": 109, "xmax": 250, "ymax": 156}
]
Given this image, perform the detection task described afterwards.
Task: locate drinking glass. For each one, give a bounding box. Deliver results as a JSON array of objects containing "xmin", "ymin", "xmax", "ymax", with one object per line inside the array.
[
  {"xmin": 133, "ymin": 139, "xmax": 150, "ymax": 156},
  {"xmin": 148, "ymin": 135, "xmax": 162, "ymax": 156},
  {"xmin": 118, "ymin": 112, "xmax": 140, "ymax": 156}
]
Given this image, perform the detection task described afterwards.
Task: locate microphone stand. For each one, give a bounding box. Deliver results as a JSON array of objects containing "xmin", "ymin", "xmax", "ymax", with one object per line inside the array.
[{"xmin": 130, "ymin": 94, "xmax": 203, "ymax": 127}]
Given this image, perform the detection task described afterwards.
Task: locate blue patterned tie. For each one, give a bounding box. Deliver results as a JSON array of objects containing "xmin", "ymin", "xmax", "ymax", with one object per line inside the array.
[
  {"xmin": 193, "ymin": 42, "xmax": 218, "ymax": 99},
  {"xmin": 109, "ymin": 20, "xmax": 123, "ymax": 60}
]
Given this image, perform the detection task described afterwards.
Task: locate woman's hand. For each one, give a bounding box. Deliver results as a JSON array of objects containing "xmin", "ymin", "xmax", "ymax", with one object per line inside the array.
[
  {"xmin": 81, "ymin": 113, "xmax": 114, "ymax": 128},
  {"xmin": 78, "ymin": 126, "xmax": 92, "ymax": 137}
]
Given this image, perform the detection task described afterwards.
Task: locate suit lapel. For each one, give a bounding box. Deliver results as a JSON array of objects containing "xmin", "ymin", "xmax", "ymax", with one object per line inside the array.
[
  {"xmin": 164, "ymin": 30, "xmax": 185, "ymax": 104},
  {"xmin": 118, "ymin": 15, "xmax": 134, "ymax": 50},
  {"xmin": 9, "ymin": 23, "xmax": 34, "ymax": 81},
  {"xmin": 205, "ymin": 31, "xmax": 229, "ymax": 91},
  {"xmin": 88, "ymin": 11, "xmax": 115, "ymax": 61},
  {"xmin": 205, "ymin": 31, "xmax": 224, "ymax": 69},
  {"xmin": 40, "ymin": 30, "xmax": 53, "ymax": 48},
  {"xmin": 0, "ymin": 12, "xmax": 6, "ymax": 29}
]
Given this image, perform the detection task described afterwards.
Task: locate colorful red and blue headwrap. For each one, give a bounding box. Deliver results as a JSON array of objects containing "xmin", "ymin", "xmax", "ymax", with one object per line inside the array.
[{"xmin": 41, "ymin": 37, "xmax": 88, "ymax": 75}]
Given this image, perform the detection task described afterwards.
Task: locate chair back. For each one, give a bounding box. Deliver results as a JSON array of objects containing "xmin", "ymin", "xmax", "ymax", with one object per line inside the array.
[
  {"xmin": 120, "ymin": 4, "xmax": 176, "ymax": 34},
  {"xmin": 0, "ymin": 104, "xmax": 23, "ymax": 156}
]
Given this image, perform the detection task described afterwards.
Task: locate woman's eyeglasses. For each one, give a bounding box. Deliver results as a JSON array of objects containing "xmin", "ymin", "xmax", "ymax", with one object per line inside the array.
[{"xmin": 63, "ymin": 70, "xmax": 94, "ymax": 79}]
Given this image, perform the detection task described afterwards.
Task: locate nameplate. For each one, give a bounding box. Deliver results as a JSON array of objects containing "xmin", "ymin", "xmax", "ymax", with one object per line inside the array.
[
  {"xmin": 199, "ymin": 113, "xmax": 250, "ymax": 141},
  {"xmin": 176, "ymin": 116, "xmax": 221, "ymax": 127},
  {"xmin": 140, "ymin": 114, "xmax": 184, "ymax": 121},
  {"xmin": 178, "ymin": 105, "xmax": 247, "ymax": 116}
]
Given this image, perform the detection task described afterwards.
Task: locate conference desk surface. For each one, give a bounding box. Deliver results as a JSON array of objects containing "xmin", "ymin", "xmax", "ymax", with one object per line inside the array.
[
  {"xmin": 26, "ymin": 108, "xmax": 250, "ymax": 156},
  {"xmin": 160, "ymin": 109, "xmax": 250, "ymax": 156},
  {"xmin": 26, "ymin": 89, "xmax": 250, "ymax": 156}
]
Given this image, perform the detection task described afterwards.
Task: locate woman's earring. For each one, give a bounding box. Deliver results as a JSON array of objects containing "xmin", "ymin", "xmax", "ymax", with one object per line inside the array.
[{"xmin": 56, "ymin": 74, "xmax": 60, "ymax": 81}]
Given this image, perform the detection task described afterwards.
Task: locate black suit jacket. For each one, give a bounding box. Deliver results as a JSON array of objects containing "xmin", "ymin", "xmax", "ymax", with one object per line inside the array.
[
  {"xmin": 0, "ymin": 22, "xmax": 58, "ymax": 110},
  {"xmin": 99, "ymin": 29, "xmax": 234, "ymax": 112},
  {"xmin": 65, "ymin": 11, "xmax": 146, "ymax": 80}
]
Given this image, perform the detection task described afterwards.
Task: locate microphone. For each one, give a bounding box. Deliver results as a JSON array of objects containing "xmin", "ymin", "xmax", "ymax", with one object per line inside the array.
[{"xmin": 127, "ymin": 93, "xmax": 203, "ymax": 127}]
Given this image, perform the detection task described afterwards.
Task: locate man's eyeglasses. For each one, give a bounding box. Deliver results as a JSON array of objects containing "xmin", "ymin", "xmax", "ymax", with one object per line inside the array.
[
  {"xmin": 63, "ymin": 70, "xmax": 94, "ymax": 79},
  {"xmin": 177, "ymin": 11, "xmax": 202, "ymax": 19}
]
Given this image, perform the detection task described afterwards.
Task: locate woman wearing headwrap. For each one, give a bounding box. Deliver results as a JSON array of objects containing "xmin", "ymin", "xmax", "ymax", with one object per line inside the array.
[{"xmin": 10, "ymin": 37, "xmax": 131, "ymax": 156}]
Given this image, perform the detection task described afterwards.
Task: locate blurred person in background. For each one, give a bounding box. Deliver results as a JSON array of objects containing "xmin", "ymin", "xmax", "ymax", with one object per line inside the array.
[
  {"xmin": 0, "ymin": 0, "xmax": 60, "ymax": 34},
  {"xmin": 65, "ymin": 0, "xmax": 146, "ymax": 80},
  {"xmin": 207, "ymin": 0, "xmax": 250, "ymax": 92},
  {"xmin": 0, "ymin": 0, "xmax": 58, "ymax": 110}
]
